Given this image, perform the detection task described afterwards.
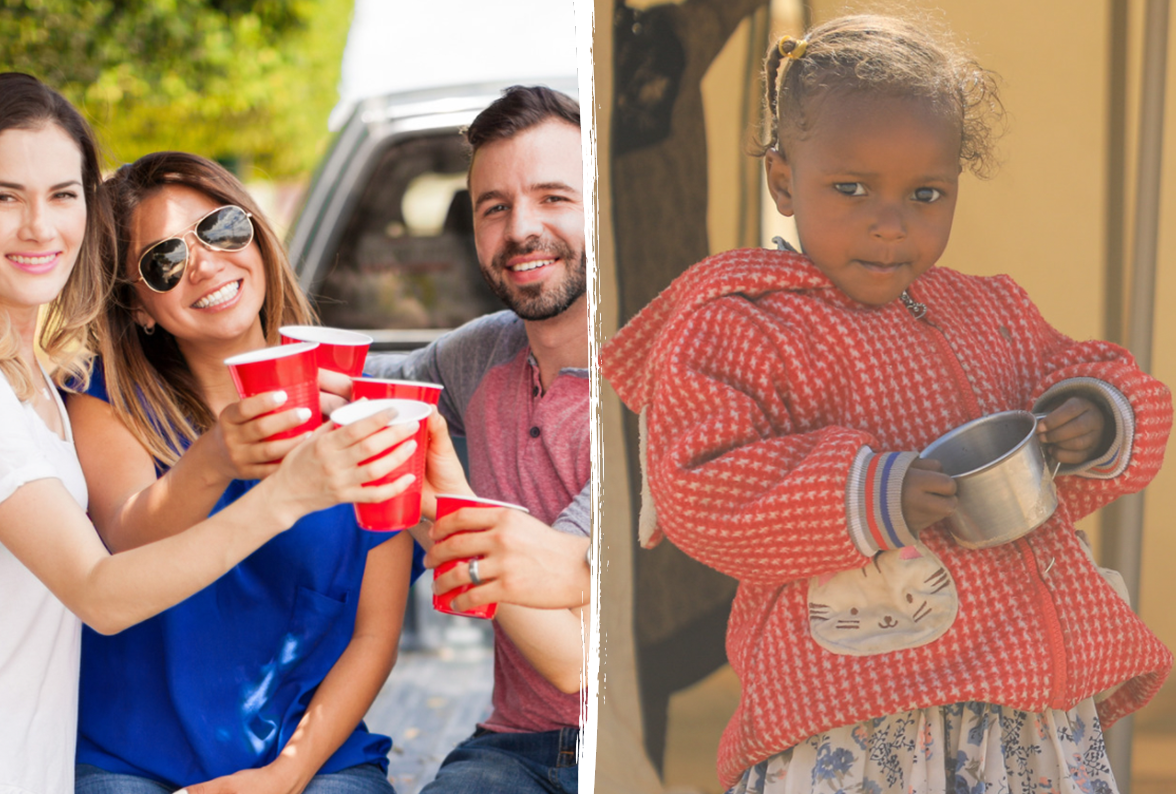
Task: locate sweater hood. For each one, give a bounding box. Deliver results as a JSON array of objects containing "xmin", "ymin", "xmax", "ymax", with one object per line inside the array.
[
  {"xmin": 601, "ymin": 247, "xmax": 829, "ymax": 548},
  {"xmin": 601, "ymin": 248, "xmax": 829, "ymax": 412}
]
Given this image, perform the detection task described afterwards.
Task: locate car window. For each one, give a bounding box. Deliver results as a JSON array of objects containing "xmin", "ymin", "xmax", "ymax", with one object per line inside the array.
[{"xmin": 312, "ymin": 133, "xmax": 502, "ymax": 331}]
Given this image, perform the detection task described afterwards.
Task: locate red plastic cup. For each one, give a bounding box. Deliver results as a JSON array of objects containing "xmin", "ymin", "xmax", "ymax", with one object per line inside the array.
[
  {"xmin": 280, "ymin": 325, "xmax": 373, "ymax": 377},
  {"xmin": 351, "ymin": 377, "xmax": 444, "ymax": 406},
  {"xmin": 224, "ymin": 342, "xmax": 322, "ymax": 441},
  {"xmin": 432, "ymin": 494, "xmax": 530, "ymax": 620},
  {"xmin": 330, "ymin": 398, "xmax": 432, "ymax": 532}
]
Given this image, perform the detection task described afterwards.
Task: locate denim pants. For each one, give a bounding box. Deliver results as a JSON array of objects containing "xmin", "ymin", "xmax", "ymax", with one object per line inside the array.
[
  {"xmin": 419, "ymin": 727, "xmax": 579, "ymax": 794},
  {"xmin": 75, "ymin": 762, "xmax": 395, "ymax": 794}
]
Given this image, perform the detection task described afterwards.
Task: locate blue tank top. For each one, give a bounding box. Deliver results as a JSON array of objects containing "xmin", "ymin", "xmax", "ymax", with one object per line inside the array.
[{"xmin": 76, "ymin": 362, "xmax": 424, "ymax": 784}]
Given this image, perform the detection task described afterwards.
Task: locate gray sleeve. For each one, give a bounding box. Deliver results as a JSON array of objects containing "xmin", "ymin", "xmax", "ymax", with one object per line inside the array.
[
  {"xmin": 552, "ymin": 481, "xmax": 591, "ymax": 538},
  {"xmin": 362, "ymin": 350, "xmax": 415, "ymax": 381},
  {"xmin": 363, "ymin": 310, "xmax": 527, "ymax": 437}
]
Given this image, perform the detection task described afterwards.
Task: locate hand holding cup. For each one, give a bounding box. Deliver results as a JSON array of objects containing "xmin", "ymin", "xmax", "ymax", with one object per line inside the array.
[
  {"xmin": 1035, "ymin": 397, "xmax": 1106, "ymax": 464},
  {"xmin": 265, "ymin": 405, "xmax": 422, "ymax": 525},
  {"xmin": 224, "ymin": 343, "xmax": 322, "ymax": 443},
  {"xmin": 330, "ymin": 399, "xmax": 432, "ymax": 531},
  {"xmin": 900, "ymin": 457, "xmax": 958, "ymax": 532},
  {"xmin": 429, "ymin": 495, "xmax": 530, "ymax": 619},
  {"xmin": 418, "ymin": 410, "xmax": 473, "ymax": 524},
  {"xmin": 317, "ymin": 368, "xmax": 354, "ymax": 418},
  {"xmin": 428, "ymin": 506, "xmax": 592, "ymax": 611},
  {"xmin": 209, "ymin": 390, "xmax": 316, "ymax": 480}
]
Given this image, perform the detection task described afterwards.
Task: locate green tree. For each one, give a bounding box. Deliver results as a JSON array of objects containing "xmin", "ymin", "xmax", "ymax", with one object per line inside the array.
[{"xmin": 1, "ymin": 0, "xmax": 353, "ymax": 178}]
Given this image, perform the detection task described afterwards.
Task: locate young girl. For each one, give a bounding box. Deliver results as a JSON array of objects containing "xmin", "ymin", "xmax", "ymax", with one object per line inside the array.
[
  {"xmin": 601, "ymin": 15, "xmax": 1172, "ymax": 794},
  {"xmin": 0, "ymin": 74, "xmax": 416, "ymax": 794},
  {"xmin": 66, "ymin": 151, "xmax": 420, "ymax": 793}
]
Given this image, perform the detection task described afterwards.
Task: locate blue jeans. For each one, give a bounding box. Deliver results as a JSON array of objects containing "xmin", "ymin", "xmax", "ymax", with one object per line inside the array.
[
  {"xmin": 75, "ymin": 763, "xmax": 395, "ymax": 794},
  {"xmin": 419, "ymin": 727, "xmax": 579, "ymax": 794}
]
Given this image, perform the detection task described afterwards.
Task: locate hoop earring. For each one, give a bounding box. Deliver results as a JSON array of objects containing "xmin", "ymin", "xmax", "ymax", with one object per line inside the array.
[{"xmin": 142, "ymin": 323, "xmax": 156, "ymax": 336}]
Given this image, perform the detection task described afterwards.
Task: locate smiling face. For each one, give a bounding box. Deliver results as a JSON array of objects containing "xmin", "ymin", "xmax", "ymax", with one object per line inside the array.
[
  {"xmin": 128, "ymin": 184, "xmax": 266, "ymax": 351},
  {"xmin": 0, "ymin": 124, "xmax": 87, "ymax": 325},
  {"xmin": 765, "ymin": 92, "xmax": 962, "ymax": 306},
  {"xmin": 470, "ymin": 119, "xmax": 586, "ymax": 321}
]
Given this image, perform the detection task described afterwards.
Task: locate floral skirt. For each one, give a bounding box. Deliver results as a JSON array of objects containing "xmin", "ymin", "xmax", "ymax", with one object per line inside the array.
[{"xmin": 729, "ymin": 700, "xmax": 1118, "ymax": 794}]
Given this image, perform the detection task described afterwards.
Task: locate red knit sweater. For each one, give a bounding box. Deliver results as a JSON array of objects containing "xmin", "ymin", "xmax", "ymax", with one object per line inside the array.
[{"xmin": 601, "ymin": 249, "xmax": 1173, "ymax": 787}]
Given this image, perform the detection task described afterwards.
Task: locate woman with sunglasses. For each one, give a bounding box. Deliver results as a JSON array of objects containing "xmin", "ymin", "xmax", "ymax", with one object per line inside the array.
[
  {"xmin": 0, "ymin": 76, "xmax": 418, "ymax": 794},
  {"xmin": 64, "ymin": 150, "xmax": 417, "ymax": 794}
]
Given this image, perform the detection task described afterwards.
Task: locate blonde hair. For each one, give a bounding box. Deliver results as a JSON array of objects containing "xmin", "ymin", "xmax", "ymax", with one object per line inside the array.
[
  {"xmin": 0, "ymin": 73, "xmax": 112, "ymax": 400},
  {"xmin": 761, "ymin": 14, "xmax": 1005, "ymax": 178},
  {"xmin": 97, "ymin": 152, "xmax": 316, "ymax": 467}
]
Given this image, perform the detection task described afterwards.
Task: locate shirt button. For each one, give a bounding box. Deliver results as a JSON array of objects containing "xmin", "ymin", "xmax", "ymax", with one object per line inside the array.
[{"xmin": 529, "ymin": 426, "xmax": 541, "ymax": 438}]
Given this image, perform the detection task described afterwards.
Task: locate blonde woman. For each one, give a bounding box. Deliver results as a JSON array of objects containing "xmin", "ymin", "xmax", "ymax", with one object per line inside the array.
[{"xmin": 0, "ymin": 73, "xmax": 416, "ymax": 794}]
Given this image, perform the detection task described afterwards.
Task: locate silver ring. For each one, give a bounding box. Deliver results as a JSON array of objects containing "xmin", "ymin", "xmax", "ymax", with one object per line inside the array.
[{"xmin": 468, "ymin": 557, "xmax": 482, "ymax": 586}]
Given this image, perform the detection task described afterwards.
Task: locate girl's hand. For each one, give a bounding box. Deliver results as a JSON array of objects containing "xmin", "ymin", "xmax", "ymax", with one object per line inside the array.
[
  {"xmin": 209, "ymin": 390, "xmax": 312, "ymax": 480},
  {"xmin": 900, "ymin": 457, "xmax": 958, "ymax": 532},
  {"xmin": 419, "ymin": 409, "xmax": 475, "ymax": 523},
  {"xmin": 266, "ymin": 408, "xmax": 422, "ymax": 522},
  {"xmin": 1037, "ymin": 397, "xmax": 1106, "ymax": 464}
]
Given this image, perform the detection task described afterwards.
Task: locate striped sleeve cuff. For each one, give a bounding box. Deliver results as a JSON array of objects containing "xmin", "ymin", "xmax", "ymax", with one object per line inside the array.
[
  {"xmin": 1033, "ymin": 377, "xmax": 1134, "ymax": 479},
  {"xmin": 845, "ymin": 448, "xmax": 920, "ymax": 556}
]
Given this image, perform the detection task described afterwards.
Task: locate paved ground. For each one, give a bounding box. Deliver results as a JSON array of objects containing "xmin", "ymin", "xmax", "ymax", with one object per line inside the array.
[{"xmin": 365, "ymin": 579, "xmax": 495, "ymax": 794}]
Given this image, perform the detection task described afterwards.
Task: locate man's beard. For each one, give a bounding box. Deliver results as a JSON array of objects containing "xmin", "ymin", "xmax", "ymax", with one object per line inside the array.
[{"xmin": 481, "ymin": 237, "xmax": 587, "ymax": 321}]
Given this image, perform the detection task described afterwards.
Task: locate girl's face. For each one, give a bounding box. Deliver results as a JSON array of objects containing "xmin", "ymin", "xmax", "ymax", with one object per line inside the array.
[
  {"xmin": 128, "ymin": 184, "xmax": 267, "ymax": 350},
  {"xmin": 0, "ymin": 124, "xmax": 87, "ymax": 322},
  {"xmin": 765, "ymin": 92, "xmax": 961, "ymax": 306}
]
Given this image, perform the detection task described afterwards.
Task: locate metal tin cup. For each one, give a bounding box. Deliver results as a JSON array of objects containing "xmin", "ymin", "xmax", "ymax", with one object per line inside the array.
[{"xmin": 919, "ymin": 410, "xmax": 1058, "ymax": 549}]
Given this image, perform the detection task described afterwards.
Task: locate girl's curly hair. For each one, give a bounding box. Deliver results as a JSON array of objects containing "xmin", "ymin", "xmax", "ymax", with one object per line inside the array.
[{"xmin": 761, "ymin": 14, "xmax": 1005, "ymax": 178}]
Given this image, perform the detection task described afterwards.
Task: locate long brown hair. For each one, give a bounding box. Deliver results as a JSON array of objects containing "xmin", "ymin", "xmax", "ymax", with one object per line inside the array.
[
  {"xmin": 0, "ymin": 72, "xmax": 112, "ymax": 400},
  {"xmin": 99, "ymin": 152, "xmax": 316, "ymax": 466}
]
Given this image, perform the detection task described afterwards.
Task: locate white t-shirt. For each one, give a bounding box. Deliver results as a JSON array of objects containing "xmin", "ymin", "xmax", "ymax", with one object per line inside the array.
[{"xmin": 0, "ymin": 367, "xmax": 87, "ymax": 794}]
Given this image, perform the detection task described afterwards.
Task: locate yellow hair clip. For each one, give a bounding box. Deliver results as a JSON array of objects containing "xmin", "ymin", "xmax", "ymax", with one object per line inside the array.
[{"xmin": 777, "ymin": 36, "xmax": 808, "ymax": 60}]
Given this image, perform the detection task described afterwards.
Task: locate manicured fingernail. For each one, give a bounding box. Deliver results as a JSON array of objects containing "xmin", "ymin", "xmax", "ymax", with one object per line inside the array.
[
  {"xmin": 296, "ymin": 407, "xmax": 312, "ymax": 422},
  {"xmin": 273, "ymin": 390, "xmax": 288, "ymax": 405}
]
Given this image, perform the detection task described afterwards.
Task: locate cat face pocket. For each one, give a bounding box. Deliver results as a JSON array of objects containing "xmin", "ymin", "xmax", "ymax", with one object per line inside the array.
[{"xmin": 808, "ymin": 545, "xmax": 958, "ymax": 656}]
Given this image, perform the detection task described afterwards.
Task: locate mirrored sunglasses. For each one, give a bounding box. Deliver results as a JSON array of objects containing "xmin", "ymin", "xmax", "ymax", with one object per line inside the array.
[{"xmin": 136, "ymin": 205, "xmax": 255, "ymax": 293}]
